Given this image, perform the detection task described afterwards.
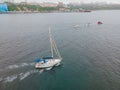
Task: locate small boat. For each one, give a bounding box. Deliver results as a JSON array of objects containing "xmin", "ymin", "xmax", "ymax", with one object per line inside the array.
[
  {"xmin": 35, "ymin": 26, "xmax": 62, "ymax": 70},
  {"xmin": 79, "ymin": 10, "xmax": 91, "ymax": 12},
  {"xmin": 73, "ymin": 24, "xmax": 80, "ymax": 28},
  {"xmin": 97, "ymin": 21, "xmax": 103, "ymax": 25},
  {"xmin": 84, "ymin": 10, "xmax": 91, "ymax": 12}
]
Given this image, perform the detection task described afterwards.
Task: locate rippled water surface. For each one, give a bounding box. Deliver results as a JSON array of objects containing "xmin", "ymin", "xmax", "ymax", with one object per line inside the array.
[{"xmin": 0, "ymin": 11, "xmax": 120, "ymax": 90}]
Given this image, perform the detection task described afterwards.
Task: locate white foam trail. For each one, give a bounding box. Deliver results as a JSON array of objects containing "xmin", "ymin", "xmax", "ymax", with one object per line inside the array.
[
  {"xmin": 4, "ymin": 75, "xmax": 17, "ymax": 83},
  {"xmin": 19, "ymin": 72, "xmax": 31, "ymax": 80},
  {"xmin": 46, "ymin": 67, "xmax": 53, "ymax": 70},
  {"xmin": 20, "ymin": 63, "xmax": 28, "ymax": 67},
  {"xmin": 0, "ymin": 78, "xmax": 3, "ymax": 81},
  {"xmin": 39, "ymin": 69, "xmax": 44, "ymax": 74},
  {"xmin": 29, "ymin": 62, "xmax": 35, "ymax": 66},
  {"xmin": 6, "ymin": 62, "xmax": 35, "ymax": 70},
  {"xmin": 7, "ymin": 65, "xmax": 19, "ymax": 69},
  {"xmin": 19, "ymin": 70, "xmax": 41, "ymax": 81},
  {"xmin": 32, "ymin": 69, "xmax": 40, "ymax": 73},
  {"xmin": 2, "ymin": 69, "xmax": 43, "ymax": 83}
]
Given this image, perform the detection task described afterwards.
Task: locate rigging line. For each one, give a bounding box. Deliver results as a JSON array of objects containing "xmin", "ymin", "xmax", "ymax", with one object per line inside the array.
[
  {"xmin": 51, "ymin": 33, "xmax": 62, "ymax": 59},
  {"xmin": 52, "ymin": 37, "xmax": 61, "ymax": 58},
  {"xmin": 54, "ymin": 41, "xmax": 62, "ymax": 59},
  {"xmin": 49, "ymin": 26, "xmax": 62, "ymax": 59},
  {"xmin": 49, "ymin": 26, "xmax": 53, "ymax": 57},
  {"xmin": 52, "ymin": 39, "xmax": 59, "ymax": 58},
  {"xmin": 49, "ymin": 26, "xmax": 58, "ymax": 58}
]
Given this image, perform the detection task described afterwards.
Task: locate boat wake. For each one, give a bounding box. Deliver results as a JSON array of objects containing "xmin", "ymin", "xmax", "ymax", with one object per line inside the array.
[
  {"xmin": 5, "ymin": 62, "xmax": 35, "ymax": 70},
  {"xmin": 19, "ymin": 70, "xmax": 43, "ymax": 80},
  {"xmin": 0, "ymin": 78, "xmax": 3, "ymax": 82},
  {"xmin": 3, "ymin": 75, "xmax": 18, "ymax": 83},
  {"xmin": 0, "ymin": 69, "xmax": 43, "ymax": 83}
]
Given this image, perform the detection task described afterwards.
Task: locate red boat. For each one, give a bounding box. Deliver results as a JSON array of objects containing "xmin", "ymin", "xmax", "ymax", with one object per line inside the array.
[
  {"xmin": 97, "ymin": 21, "xmax": 103, "ymax": 25},
  {"xmin": 79, "ymin": 10, "xmax": 91, "ymax": 12}
]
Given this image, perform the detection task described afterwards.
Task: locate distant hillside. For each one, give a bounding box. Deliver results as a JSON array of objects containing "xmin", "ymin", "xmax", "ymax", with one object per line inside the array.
[
  {"xmin": 7, "ymin": 2, "xmax": 58, "ymax": 12},
  {"xmin": 68, "ymin": 3, "xmax": 120, "ymax": 10},
  {"xmin": 5, "ymin": 2, "xmax": 120, "ymax": 13}
]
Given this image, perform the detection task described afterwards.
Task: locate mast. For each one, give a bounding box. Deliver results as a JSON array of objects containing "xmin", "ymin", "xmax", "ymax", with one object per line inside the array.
[
  {"xmin": 52, "ymin": 37, "xmax": 62, "ymax": 59},
  {"xmin": 49, "ymin": 26, "xmax": 53, "ymax": 57},
  {"xmin": 49, "ymin": 26, "xmax": 62, "ymax": 59}
]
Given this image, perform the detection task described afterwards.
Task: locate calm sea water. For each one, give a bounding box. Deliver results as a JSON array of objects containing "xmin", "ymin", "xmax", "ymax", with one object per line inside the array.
[{"xmin": 0, "ymin": 10, "xmax": 120, "ymax": 90}]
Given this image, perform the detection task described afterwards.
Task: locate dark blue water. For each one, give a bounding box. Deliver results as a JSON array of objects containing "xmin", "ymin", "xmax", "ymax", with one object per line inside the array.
[{"xmin": 0, "ymin": 10, "xmax": 120, "ymax": 90}]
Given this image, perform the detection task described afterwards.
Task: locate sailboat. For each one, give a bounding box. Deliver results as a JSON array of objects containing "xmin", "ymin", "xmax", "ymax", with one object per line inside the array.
[{"xmin": 35, "ymin": 26, "xmax": 62, "ymax": 70}]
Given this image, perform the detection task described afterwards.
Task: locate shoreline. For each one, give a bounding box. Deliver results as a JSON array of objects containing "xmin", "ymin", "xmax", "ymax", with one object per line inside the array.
[{"xmin": 0, "ymin": 10, "xmax": 120, "ymax": 14}]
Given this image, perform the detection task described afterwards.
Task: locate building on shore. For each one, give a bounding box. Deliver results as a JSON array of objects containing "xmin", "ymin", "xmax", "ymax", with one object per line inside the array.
[
  {"xmin": 0, "ymin": 3, "xmax": 8, "ymax": 12},
  {"xmin": 57, "ymin": 2, "xmax": 65, "ymax": 8},
  {"xmin": 40, "ymin": 2, "xmax": 57, "ymax": 7}
]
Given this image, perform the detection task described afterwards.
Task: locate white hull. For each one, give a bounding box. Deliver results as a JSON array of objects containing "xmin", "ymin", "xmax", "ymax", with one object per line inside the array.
[{"xmin": 35, "ymin": 59, "xmax": 61, "ymax": 69}]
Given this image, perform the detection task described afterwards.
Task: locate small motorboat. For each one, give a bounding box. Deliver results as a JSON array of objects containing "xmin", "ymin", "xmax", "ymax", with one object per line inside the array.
[{"xmin": 73, "ymin": 24, "xmax": 80, "ymax": 28}]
